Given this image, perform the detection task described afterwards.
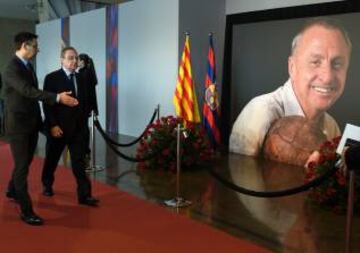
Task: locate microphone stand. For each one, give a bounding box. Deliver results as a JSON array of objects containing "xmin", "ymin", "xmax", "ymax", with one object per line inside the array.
[
  {"xmin": 344, "ymin": 144, "xmax": 360, "ymax": 253},
  {"xmin": 345, "ymin": 169, "xmax": 355, "ymax": 253}
]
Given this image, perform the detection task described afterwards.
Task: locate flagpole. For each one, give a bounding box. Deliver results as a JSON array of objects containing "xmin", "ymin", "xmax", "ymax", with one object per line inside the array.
[
  {"xmin": 164, "ymin": 124, "xmax": 191, "ymax": 208},
  {"xmin": 167, "ymin": 31, "xmax": 200, "ymax": 208}
]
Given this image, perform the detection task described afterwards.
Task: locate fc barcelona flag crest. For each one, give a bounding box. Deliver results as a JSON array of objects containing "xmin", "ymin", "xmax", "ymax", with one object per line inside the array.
[
  {"xmin": 205, "ymin": 83, "xmax": 219, "ymax": 111},
  {"xmin": 202, "ymin": 33, "xmax": 221, "ymax": 148}
]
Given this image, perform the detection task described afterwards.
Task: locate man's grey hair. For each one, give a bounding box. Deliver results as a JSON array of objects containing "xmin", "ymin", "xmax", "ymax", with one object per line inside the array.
[
  {"xmin": 290, "ymin": 17, "xmax": 352, "ymax": 55},
  {"xmin": 60, "ymin": 46, "xmax": 78, "ymax": 58}
]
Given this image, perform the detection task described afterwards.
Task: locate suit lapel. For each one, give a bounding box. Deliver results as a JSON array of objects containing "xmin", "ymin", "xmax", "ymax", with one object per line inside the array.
[
  {"xmin": 60, "ymin": 69, "xmax": 78, "ymax": 98},
  {"xmin": 13, "ymin": 57, "xmax": 38, "ymax": 88},
  {"xmin": 27, "ymin": 63, "xmax": 38, "ymax": 87},
  {"xmin": 60, "ymin": 69, "xmax": 71, "ymax": 92}
]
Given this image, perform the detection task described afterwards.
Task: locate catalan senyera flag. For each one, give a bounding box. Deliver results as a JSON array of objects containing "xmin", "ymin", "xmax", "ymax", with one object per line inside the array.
[
  {"xmin": 202, "ymin": 34, "xmax": 221, "ymax": 147},
  {"xmin": 173, "ymin": 34, "xmax": 201, "ymax": 124}
]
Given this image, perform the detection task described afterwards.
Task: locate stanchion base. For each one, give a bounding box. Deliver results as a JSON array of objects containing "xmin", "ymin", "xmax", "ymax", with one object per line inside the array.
[
  {"xmin": 164, "ymin": 197, "xmax": 192, "ymax": 208},
  {"xmin": 86, "ymin": 165, "xmax": 105, "ymax": 173}
]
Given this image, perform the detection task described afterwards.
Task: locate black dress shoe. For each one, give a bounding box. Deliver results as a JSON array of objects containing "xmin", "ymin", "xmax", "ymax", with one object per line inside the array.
[
  {"xmin": 42, "ymin": 187, "xmax": 54, "ymax": 197},
  {"xmin": 5, "ymin": 190, "xmax": 18, "ymax": 201},
  {"xmin": 20, "ymin": 213, "xmax": 44, "ymax": 226},
  {"xmin": 78, "ymin": 197, "xmax": 99, "ymax": 206}
]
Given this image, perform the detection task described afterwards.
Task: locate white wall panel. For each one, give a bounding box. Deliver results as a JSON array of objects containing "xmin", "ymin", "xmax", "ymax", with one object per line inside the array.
[
  {"xmin": 37, "ymin": 0, "xmax": 179, "ymax": 137},
  {"xmin": 36, "ymin": 19, "xmax": 62, "ymax": 89},
  {"xmin": 118, "ymin": 0, "xmax": 179, "ymax": 136},
  {"xmin": 70, "ymin": 8, "xmax": 106, "ymax": 127}
]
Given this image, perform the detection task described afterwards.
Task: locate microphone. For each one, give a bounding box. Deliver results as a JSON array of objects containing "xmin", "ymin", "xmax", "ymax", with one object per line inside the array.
[{"xmin": 344, "ymin": 144, "xmax": 360, "ymax": 171}]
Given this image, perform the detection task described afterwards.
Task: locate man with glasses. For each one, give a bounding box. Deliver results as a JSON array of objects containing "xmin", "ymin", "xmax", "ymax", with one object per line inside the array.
[
  {"xmin": 2, "ymin": 32, "xmax": 79, "ymax": 225},
  {"xmin": 41, "ymin": 47, "xmax": 99, "ymax": 208}
]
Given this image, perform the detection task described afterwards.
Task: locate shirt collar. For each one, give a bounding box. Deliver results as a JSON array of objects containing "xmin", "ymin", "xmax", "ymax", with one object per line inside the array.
[
  {"xmin": 283, "ymin": 79, "xmax": 305, "ymax": 117},
  {"xmin": 62, "ymin": 67, "xmax": 75, "ymax": 77},
  {"xmin": 15, "ymin": 54, "xmax": 29, "ymax": 67}
]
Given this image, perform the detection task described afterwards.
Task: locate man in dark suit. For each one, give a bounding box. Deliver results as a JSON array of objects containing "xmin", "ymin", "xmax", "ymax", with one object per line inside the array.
[
  {"xmin": 2, "ymin": 32, "xmax": 79, "ymax": 226},
  {"xmin": 41, "ymin": 47, "xmax": 99, "ymax": 207}
]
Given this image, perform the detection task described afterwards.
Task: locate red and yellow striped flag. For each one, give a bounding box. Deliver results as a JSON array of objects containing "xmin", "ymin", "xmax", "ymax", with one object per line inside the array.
[{"xmin": 173, "ymin": 34, "xmax": 200, "ymax": 123}]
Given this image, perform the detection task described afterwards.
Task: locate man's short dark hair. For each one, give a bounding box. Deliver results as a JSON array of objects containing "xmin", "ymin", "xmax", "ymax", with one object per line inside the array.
[{"xmin": 14, "ymin": 32, "xmax": 38, "ymax": 50}]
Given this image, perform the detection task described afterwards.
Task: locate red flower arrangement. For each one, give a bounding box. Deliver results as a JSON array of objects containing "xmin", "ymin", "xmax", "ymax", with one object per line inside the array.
[
  {"xmin": 136, "ymin": 115, "xmax": 214, "ymax": 172},
  {"xmin": 305, "ymin": 136, "xmax": 360, "ymax": 214}
]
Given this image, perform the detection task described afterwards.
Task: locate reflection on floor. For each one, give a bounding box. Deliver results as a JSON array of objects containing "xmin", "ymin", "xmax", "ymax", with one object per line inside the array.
[{"xmin": 22, "ymin": 133, "xmax": 360, "ymax": 252}]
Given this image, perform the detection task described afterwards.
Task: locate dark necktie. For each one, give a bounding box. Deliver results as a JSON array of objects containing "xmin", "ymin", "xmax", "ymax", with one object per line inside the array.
[
  {"xmin": 27, "ymin": 62, "xmax": 37, "ymax": 86},
  {"xmin": 69, "ymin": 73, "xmax": 77, "ymax": 97}
]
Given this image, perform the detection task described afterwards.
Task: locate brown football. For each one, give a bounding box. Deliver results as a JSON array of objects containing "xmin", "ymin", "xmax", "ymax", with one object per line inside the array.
[{"xmin": 262, "ymin": 116, "xmax": 326, "ymax": 167}]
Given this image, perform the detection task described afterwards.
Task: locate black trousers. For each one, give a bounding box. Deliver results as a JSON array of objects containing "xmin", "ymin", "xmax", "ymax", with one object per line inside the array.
[
  {"xmin": 8, "ymin": 132, "xmax": 38, "ymax": 215},
  {"xmin": 41, "ymin": 129, "xmax": 91, "ymax": 200},
  {"xmin": 84, "ymin": 117, "xmax": 91, "ymax": 155}
]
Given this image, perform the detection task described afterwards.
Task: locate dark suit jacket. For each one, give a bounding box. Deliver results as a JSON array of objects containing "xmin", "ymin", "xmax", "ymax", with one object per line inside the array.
[
  {"xmin": 43, "ymin": 68, "xmax": 88, "ymax": 137},
  {"xmin": 2, "ymin": 56, "xmax": 57, "ymax": 135},
  {"xmin": 78, "ymin": 67, "xmax": 98, "ymax": 115}
]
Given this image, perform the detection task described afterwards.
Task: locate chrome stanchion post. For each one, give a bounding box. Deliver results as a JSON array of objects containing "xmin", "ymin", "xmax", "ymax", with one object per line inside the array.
[
  {"xmin": 157, "ymin": 104, "xmax": 160, "ymax": 120},
  {"xmin": 175, "ymin": 123, "xmax": 181, "ymax": 201},
  {"xmin": 86, "ymin": 111, "xmax": 104, "ymax": 173},
  {"xmin": 164, "ymin": 123, "xmax": 191, "ymax": 208}
]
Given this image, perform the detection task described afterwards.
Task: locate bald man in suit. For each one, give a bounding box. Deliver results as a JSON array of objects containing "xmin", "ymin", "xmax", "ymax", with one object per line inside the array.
[{"xmin": 41, "ymin": 47, "xmax": 99, "ymax": 207}]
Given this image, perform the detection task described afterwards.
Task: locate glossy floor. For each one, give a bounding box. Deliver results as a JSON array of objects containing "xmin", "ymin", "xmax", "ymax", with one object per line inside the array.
[{"xmin": 30, "ymin": 133, "xmax": 360, "ymax": 253}]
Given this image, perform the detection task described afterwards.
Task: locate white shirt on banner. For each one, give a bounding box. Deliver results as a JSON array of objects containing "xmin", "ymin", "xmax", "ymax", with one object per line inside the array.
[{"xmin": 229, "ymin": 79, "xmax": 340, "ymax": 156}]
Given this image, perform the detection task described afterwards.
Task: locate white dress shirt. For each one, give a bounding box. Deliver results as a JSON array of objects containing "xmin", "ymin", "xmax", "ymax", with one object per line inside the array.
[
  {"xmin": 229, "ymin": 79, "xmax": 340, "ymax": 156},
  {"xmin": 62, "ymin": 67, "xmax": 77, "ymax": 96}
]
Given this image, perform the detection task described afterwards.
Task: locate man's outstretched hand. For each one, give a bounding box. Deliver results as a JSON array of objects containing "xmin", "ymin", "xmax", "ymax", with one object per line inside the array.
[{"xmin": 58, "ymin": 91, "xmax": 78, "ymax": 107}]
